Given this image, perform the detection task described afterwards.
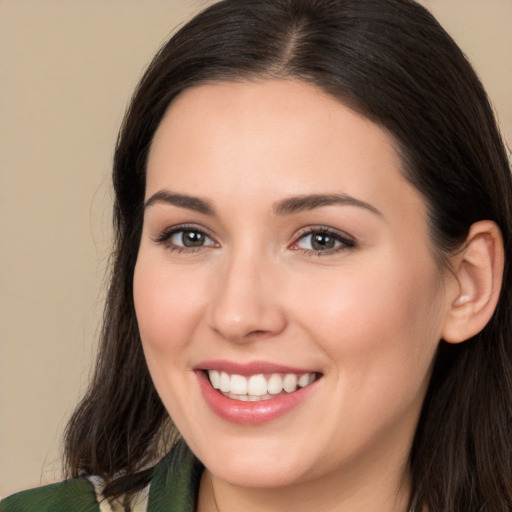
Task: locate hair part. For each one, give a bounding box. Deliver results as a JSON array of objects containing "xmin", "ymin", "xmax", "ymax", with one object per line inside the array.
[{"xmin": 64, "ymin": 1, "xmax": 512, "ymax": 510}]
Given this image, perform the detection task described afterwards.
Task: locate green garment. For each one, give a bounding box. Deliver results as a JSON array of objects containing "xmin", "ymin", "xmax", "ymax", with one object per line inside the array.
[{"xmin": 0, "ymin": 442, "xmax": 203, "ymax": 511}]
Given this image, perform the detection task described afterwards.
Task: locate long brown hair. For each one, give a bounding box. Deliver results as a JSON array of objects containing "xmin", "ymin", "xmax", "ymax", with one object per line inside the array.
[{"xmin": 64, "ymin": 1, "xmax": 512, "ymax": 510}]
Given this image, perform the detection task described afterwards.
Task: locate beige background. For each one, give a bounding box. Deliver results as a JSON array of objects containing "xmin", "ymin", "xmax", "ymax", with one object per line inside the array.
[{"xmin": 0, "ymin": 0, "xmax": 510, "ymax": 497}]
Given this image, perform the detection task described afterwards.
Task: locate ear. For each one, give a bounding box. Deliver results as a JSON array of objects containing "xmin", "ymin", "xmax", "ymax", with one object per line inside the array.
[{"xmin": 442, "ymin": 220, "xmax": 504, "ymax": 344}]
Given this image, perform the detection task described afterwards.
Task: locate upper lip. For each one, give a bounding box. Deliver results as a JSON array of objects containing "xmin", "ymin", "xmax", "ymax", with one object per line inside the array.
[{"xmin": 195, "ymin": 359, "xmax": 319, "ymax": 376}]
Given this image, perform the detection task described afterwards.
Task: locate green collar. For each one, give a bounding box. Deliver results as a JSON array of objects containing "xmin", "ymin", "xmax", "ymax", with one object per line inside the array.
[{"xmin": 147, "ymin": 441, "xmax": 204, "ymax": 511}]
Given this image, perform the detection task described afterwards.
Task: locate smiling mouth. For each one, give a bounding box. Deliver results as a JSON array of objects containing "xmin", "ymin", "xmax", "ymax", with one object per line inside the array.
[{"xmin": 206, "ymin": 370, "xmax": 319, "ymax": 402}]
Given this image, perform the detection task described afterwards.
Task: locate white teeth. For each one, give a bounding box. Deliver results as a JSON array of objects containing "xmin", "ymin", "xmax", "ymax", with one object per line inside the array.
[
  {"xmin": 267, "ymin": 373, "xmax": 283, "ymax": 394},
  {"xmin": 298, "ymin": 373, "xmax": 310, "ymax": 388},
  {"xmin": 209, "ymin": 370, "xmax": 220, "ymax": 389},
  {"xmin": 207, "ymin": 370, "xmax": 317, "ymax": 399},
  {"xmin": 226, "ymin": 393, "xmax": 273, "ymax": 401},
  {"xmin": 220, "ymin": 372, "xmax": 231, "ymax": 393},
  {"xmin": 248, "ymin": 374, "xmax": 267, "ymax": 396},
  {"xmin": 230, "ymin": 374, "xmax": 248, "ymax": 395},
  {"xmin": 283, "ymin": 373, "xmax": 298, "ymax": 393}
]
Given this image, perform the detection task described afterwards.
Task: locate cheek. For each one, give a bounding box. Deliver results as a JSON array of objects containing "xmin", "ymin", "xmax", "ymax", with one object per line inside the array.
[
  {"xmin": 290, "ymin": 253, "xmax": 444, "ymax": 377},
  {"xmin": 132, "ymin": 252, "xmax": 213, "ymax": 429},
  {"xmin": 294, "ymin": 257, "xmax": 444, "ymax": 447},
  {"xmin": 133, "ymin": 253, "xmax": 209, "ymax": 360}
]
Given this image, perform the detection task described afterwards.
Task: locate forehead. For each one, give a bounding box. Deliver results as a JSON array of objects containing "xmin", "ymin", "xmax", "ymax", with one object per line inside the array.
[{"xmin": 146, "ymin": 80, "xmax": 425, "ymax": 225}]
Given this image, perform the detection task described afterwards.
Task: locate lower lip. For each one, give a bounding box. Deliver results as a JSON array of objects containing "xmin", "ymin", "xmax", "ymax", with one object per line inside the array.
[{"xmin": 196, "ymin": 371, "xmax": 318, "ymax": 425}]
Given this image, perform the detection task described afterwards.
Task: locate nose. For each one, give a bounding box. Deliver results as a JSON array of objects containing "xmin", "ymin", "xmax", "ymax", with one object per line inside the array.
[{"xmin": 208, "ymin": 251, "xmax": 287, "ymax": 342}]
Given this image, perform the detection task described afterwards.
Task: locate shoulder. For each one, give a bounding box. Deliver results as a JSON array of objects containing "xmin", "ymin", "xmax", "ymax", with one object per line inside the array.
[
  {"xmin": 0, "ymin": 442, "xmax": 202, "ymax": 512},
  {"xmin": 0, "ymin": 478, "xmax": 99, "ymax": 512}
]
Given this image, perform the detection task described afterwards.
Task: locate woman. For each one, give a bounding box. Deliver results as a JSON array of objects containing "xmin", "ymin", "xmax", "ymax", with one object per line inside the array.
[{"xmin": 2, "ymin": 0, "xmax": 511, "ymax": 510}]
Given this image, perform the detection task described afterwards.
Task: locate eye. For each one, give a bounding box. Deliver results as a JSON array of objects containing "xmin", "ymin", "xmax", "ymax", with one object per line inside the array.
[
  {"xmin": 171, "ymin": 229, "xmax": 214, "ymax": 248},
  {"xmin": 292, "ymin": 227, "xmax": 355, "ymax": 255},
  {"xmin": 153, "ymin": 226, "xmax": 218, "ymax": 252}
]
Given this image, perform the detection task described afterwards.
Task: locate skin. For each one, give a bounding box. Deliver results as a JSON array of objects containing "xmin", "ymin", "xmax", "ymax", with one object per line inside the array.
[{"xmin": 133, "ymin": 80, "xmax": 460, "ymax": 511}]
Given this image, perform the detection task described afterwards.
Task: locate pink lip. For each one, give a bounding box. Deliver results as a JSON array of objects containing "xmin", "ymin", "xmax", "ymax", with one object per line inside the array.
[
  {"xmin": 195, "ymin": 359, "xmax": 316, "ymax": 376},
  {"xmin": 195, "ymin": 366, "xmax": 320, "ymax": 425}
]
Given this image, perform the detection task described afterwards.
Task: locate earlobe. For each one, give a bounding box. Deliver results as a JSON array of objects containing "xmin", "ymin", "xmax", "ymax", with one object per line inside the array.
[{"xmin": 442, "ymin": 220, "xmax": 504, "ymax": 344}]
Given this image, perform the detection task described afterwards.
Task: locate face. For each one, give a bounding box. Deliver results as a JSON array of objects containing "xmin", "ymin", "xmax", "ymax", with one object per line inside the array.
[{"xmin": 134, "ymin": 80, "xmax": 452, "ymax": 491}]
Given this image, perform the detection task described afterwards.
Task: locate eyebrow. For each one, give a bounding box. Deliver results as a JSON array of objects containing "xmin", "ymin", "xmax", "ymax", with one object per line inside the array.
[
  {"xmin": 273, "ymin": 194, "xmax": 382, "ymax": 217},
  {"xmin": 144, "ymin": 190, "xmax": 382, "ymax": 218},
  {"xmin": 144, "ymin": 191, "xmax": 216, "ymax": 215}
]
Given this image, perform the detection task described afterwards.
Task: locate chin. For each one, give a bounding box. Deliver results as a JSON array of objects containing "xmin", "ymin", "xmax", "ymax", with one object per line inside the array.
[
  {"xmin": 188, "ymin": 433, "xmax": 318, "ymax": 489},
  {"xmin": 210, "ymin": 458, "xmax": 307, "ymax": 489}
]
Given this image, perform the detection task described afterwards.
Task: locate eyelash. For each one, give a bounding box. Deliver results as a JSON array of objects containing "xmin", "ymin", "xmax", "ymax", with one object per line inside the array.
[{"xmin": 152, "ymin": 224, "xmax": 356, "ymax": 256}]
